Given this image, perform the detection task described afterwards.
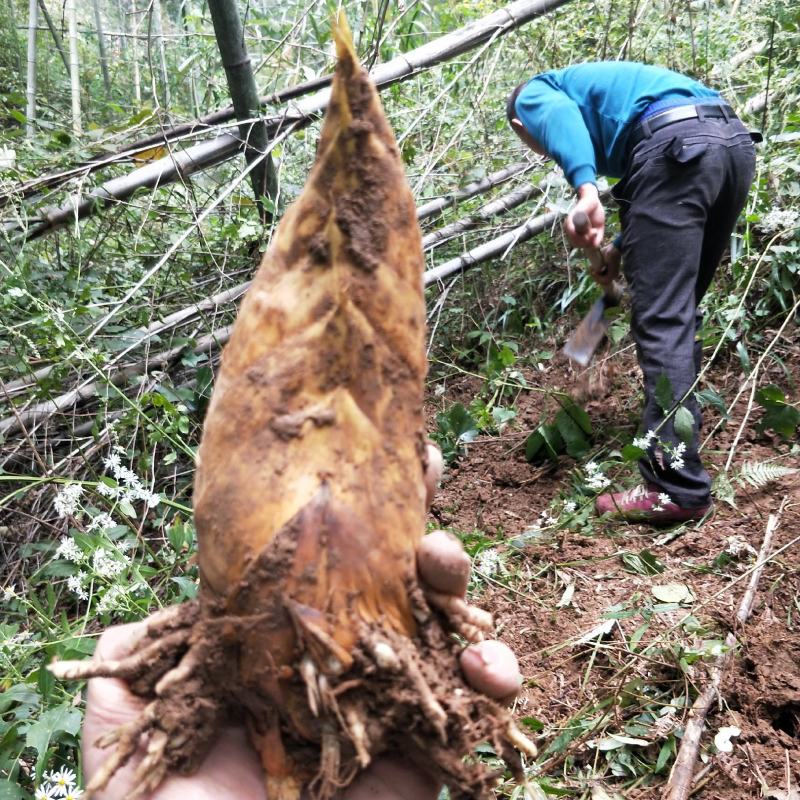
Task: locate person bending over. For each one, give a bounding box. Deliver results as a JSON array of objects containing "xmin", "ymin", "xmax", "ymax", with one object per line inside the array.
[{"xmin": 508, "ymin": 61, "xmax": 757, "ymax": 523}]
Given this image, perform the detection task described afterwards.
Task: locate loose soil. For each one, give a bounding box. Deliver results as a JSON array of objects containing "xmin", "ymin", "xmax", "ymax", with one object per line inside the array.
[{"xmin": 428, "ymin": 339, "xmax": 800, "ymax": 799}]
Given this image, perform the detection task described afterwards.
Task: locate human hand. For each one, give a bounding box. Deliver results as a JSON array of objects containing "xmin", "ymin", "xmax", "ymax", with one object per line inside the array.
[
  {"xmin": 597, "ymin": 243, "xmax": 621, "ymax": 286},
  {"xmin": 564, "ymin": 183, "xmax": 605, "ymax": 248},
  {"xmin": 83, "ymin": 445, "xmax": 522, "ymax": 800}
]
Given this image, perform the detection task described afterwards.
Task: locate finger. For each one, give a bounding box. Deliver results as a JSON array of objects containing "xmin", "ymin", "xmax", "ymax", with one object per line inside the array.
[
  {"xmin": 416, "ymin": 530, "xmax": 471, "ymax": 597},
  {"xmin": 459, "ymin": 640, "xmax": 523, "ymax": 700},
  {"xmin": 342, "ymin": 756, "xmax": 439, "ymax": 800},
  {"xmin": 423, "ymin": 442, "xmax": 443, "ymax": 509},
  {"xmin": 95, "ymin": 621, "xmax": 148, "ymax": 661}
]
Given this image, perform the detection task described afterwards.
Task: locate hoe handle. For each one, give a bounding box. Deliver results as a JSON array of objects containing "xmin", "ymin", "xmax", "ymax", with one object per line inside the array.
[{"xmin": 572, "ymin": 210, "xmax": 608, "ymax": 279}]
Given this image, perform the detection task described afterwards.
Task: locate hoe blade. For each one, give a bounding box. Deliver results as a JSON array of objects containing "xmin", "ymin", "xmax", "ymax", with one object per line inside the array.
[{"xmin": 562, "ymin": 282, "xmax": 625, "ymax": 367}]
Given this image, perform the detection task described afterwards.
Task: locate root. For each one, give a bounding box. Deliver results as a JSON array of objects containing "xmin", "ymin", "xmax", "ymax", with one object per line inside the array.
[
  {"xmin": 344, "ymin": 708, "xmax": 371, "ymax": 768},
  {"xmin": 300, "ymin": 654, "xmax": 321, "ymax": 716},
  {"xmin": 85, "ymin": 701, "xmax": 159, "ymax": 796},
  {"xmin": 423, "ymin": 588, "xmax": 494, "ymax": 643},
  {"xmin": 50, "ymin": 628, "xmax": 192, "ymax": 682},
  {"xmin": 506, "ymin": 720, "xmax": 538, "ymax": 758},
  {"xmin": 154, "ymin": 638, "xmax": 206, "ymax": 696},
  {"xmin": 127, "ymin": 730, "xmax": 169, "ymax": 800}
]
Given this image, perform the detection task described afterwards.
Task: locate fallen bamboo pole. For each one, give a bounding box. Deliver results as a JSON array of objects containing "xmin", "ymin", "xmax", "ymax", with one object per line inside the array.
[
  {"xmin": 425, "ymin": 208, "xmax": 560, "ymax": 286},
  {"xmin": 2, "ymin": 162, "xmax": 537, "ymax": 400},
  {"xmin": 4, "ymin": 0, "xmax": 570, "ymax": 239},
  {"xmin": 663, "ymin": 500, "xmax": 787, "ymax": 800},
  {"xmin": 1, "ymin": 201, "xmax": 560, "ymax": 436}
]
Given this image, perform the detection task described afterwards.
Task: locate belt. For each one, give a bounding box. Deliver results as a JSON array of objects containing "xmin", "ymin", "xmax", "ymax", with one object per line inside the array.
[{"xmin": 628, "ymin": 102, "xmax": 737, "ymax": 150}]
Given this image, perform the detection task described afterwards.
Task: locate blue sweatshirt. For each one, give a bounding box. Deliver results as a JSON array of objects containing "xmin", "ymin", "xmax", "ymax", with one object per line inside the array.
[{"xmin": 513, "ymin": 62, "xmax": 720, "ymax": 188}]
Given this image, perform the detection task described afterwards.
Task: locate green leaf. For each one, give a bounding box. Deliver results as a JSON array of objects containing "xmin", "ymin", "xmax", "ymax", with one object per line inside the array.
[
  {"xmin": 696, "ymin": 388, "xmax": 728, "ymax": 419},
  {"xmin": 621, "ymin": 549, "xmax": 664, "ymax": 576},
  {"xmin": 674, "ymin": 405, "xmax": 695, "ymax": 445},
  {"xmin": 520, "ymin": 716, "xmax": 545, "ymax": 732},
  {"xmin": 755, "ymin": 384, "xmax": 786, "ymax": 407},
  {"xmin": 555, "ymin": 409, "xmax": 589, "ymax": 458},
  {"xmin": 558, "ymin": 396, "xmax": 593, "ymax": 435},
  {"xmin": 759, "ymin": 404, "xmax": 800, "ymax": 438},
  {"xmin": 171, "ymin": 576, "xmax": 198, "ymax": 600},
  {"xmin": 0, "ymin": 782, "xmax": 26, "ymax": 800},
  {"xmin": 736, "ymin": 341, "xmax": 751, "ymax": 374},
  {"xmin": 655, "ymin": 737, "xmax": 674, "ymax": 772},
  {"xmin": 622, "ymin": 444, "xmax": 646, "ymax": 461},
  {"xmin": 539, "ymin": 423, "xmax": 564, "ymax": 461},
  {"xmin": 443, "ymin": 403, "xmax": 478, "ymax": 442},
  {"xmin": 655, "ymin": 373, "xmax": 674, "ymax": 414},
  {"xmin": 524, "ymin": 431, "xmax": 545, "ymax": 462},
  {"xmin": 25, "ymin": 703, "xmax": 82, "ymax": 777}
]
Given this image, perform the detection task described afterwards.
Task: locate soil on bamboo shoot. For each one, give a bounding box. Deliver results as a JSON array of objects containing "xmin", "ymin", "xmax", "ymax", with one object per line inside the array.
[{"xmin": 50, "ymin": 14, "xmax": 534, "ymax": 800}]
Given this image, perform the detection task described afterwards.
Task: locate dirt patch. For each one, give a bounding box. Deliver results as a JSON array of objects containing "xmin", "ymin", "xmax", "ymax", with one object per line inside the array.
[{"xmin": 428, "ymin": 339, "xmax": 800, "ymax": 797}]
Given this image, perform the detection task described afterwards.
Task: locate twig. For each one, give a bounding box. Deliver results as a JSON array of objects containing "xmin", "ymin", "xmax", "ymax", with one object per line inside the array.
[{"xmin": 663, "ymin": 497, "xmax": 787, "ymax": 800}]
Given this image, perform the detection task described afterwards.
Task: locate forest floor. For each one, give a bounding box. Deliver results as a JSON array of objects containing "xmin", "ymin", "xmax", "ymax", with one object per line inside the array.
[{"xmin": 429, "ymin": 339, "xmax": 800, "ymax": 799}]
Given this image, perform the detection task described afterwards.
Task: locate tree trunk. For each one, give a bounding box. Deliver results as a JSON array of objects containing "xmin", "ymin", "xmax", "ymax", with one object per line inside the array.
[
  {"xmin": 66, "ymin": 0, "xmax": 82, "ymax": 135},
  {"xmin": 25, "ymin": 0, "xmax": 38, "ymax": 139},
  {"xmin": 207, "ymin": 0, "xmax": 278, "ymax": 217},
  {"xmin": 37, "ymin": 0, "xmax": 70, "ymax": 75},
  {"xmin": 130, "ymin": 0, "xmax": 142, "ymax": 104},
  {"xmin": 116, "ymin": 0, "xmax": 128, "ymax": 53},
  {"xmin": 92, "ymin": 0, "xmax": 112, "ymax": 97},
  {"xmin": 180, "ymin": 0, "xmax": 201, "ymax": 117},
  {"xmin": 151, "ymin": 0, "xmax": 170, "ymax": 106}
]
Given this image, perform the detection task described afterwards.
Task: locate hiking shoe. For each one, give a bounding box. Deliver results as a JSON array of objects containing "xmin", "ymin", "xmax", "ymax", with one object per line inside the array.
[{"xmin": 595, "ymin": 484, "xmax": 712, "ymax": 524}]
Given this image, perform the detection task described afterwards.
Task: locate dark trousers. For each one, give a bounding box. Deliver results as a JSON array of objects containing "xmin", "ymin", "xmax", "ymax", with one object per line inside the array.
[{"xmin": 612, "ymin": 115, "xmax": 756, "ymax": 507}]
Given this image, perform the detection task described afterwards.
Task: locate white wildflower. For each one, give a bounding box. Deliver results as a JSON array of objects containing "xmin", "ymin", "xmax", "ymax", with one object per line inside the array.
[
  {"xmin": 585, "ymin": 462, "xmax": 610, "ymax": 491},
  {"xmin": 45, "ymin": 766, "xmax": 77, "ymax": 794},
  {"xmin": 117, "ymin": 539, "xmax": 135, "ymax": 553},
  {"xmin": 669, "ymin": 442, "xmax": 687, "ymax": 470},
  {"xmin": 2, "ymin": 584, "xmax": 17, "ymax": 601},
  {"xmin": 66, "ymin": 573, "xmax": 88, "ymax": 601},
  {"xmin": 563, "ymin": 500, "xmax": 577, "ymax": 514},
  {"xmin": 95, "ymin": 482, "xmax": 118, "ymax": 498},
  {"xmin": 53, "ymin": 484, "xmax": 84, "ymax": 518},
  {"xmin": 86, "ymin": 513, "xmax": 116, "ymax": 532},
  {"xmin": 103, "ymin": 452, "xmax": 122, "ymax": 474},
  {"xmin": 7, "ymin": 286, "xmax": 25, "ymax": 299},
  {"xmin": 97, "ymin": 585, "xmax": 128, "ymax": 615},
  {"xmin": 658, "ymin": 493, "xmax": 672, "ymax": 506},
  {"xmin": 63, "ymin": 789, "xmax": 84, "ymax": 800},
  {"xmin": 476, "ymin": 548, "xmax": 501, "ymax": 577},
  {"xmin": 92, "ymin": 548, "xmax": 126, "ymax": 579},
  {"xmin": 35, "ymin": 786, "xmax": 57, "ymax": 800},
  {"xmin": 54, "ymin": 537, "xmax": 84, "ymax": 563}
]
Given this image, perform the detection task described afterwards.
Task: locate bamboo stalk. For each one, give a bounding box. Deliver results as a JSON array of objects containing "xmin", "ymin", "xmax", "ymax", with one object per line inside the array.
[
  {"xmin": 37, "ymin": 0, "xmax": 70, "ymax": 75},
  {"xmin": 25, "ymin": 0, "xmax": 38, "ymax": 140},
  {"xmin": 66, "ymin": 0, "xmax": 82, "ymax": 135},
  {"xmin": 207, "ymin": 0, "xmax": 277, "ymax": 215},
  {"xmin": 416, "ymin": 162, "xmax": 534, "ymax": 221},
  {"xmin": 4, "ymin": 0, "xmax": 570, "ymax": 216},
  {"xmin": 421, "ymin": 183, "xmax": 542, "ymax": 250},
  {"xmin": 92, "ymin": 0, "xmax": 112, "ymax": 97}
]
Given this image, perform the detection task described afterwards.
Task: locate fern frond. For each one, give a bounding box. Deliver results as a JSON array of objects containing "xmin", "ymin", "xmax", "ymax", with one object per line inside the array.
[{"xmin": 737, "ymin": 461, "xmax": 799, "ymax": 490}]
